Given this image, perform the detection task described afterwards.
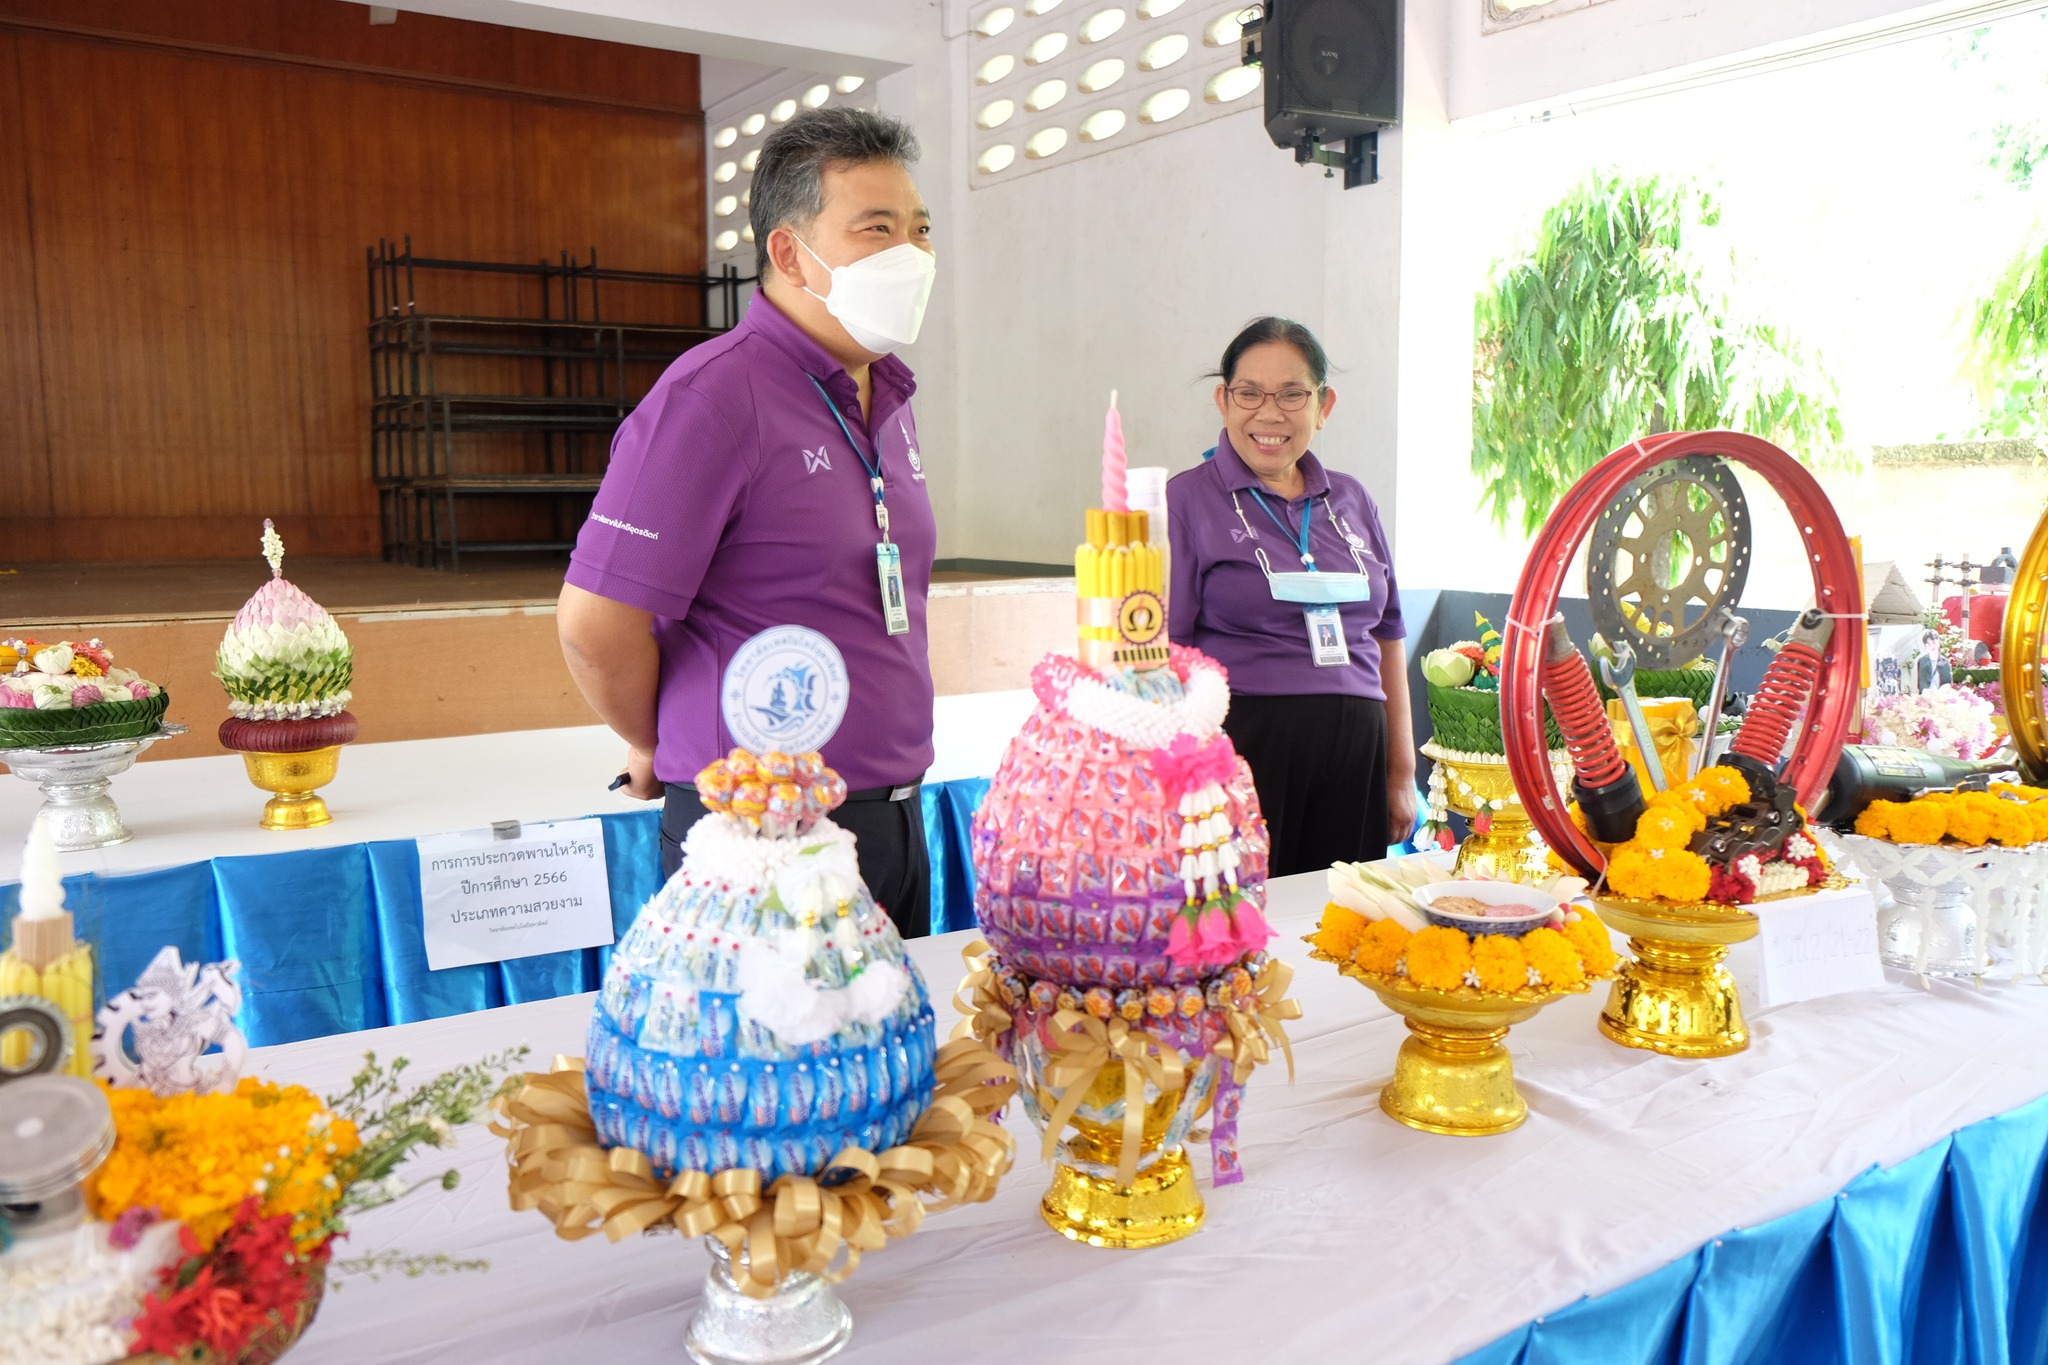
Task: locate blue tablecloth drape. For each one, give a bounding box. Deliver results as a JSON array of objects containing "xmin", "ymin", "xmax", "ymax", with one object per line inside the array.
[
  {"xmin": 1460, "ymin": 1089, "xmax": 2048, "ymax": 1365},
  {"xmin": 1, "ymin": 783, "xmax": 986, "ymax": 1047}
]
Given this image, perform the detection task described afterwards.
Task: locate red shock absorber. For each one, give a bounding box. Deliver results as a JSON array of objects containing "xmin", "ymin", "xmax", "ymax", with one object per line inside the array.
[
  {"xmin": 1730, "ymin": 609, "xmax": 1833, "ymax": 773},
  {"xmin": 1539, "ymin": 618, "xmax": 1644, "ymax": 842},
  {"xmin": 1540, "ymin": 620, "xmax": 1627, "ymax": 787}
]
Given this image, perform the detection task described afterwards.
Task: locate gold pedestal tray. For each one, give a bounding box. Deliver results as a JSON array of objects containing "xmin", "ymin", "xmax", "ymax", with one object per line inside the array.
[
  {"xmin": 1038, "ymin": 1054, "xmax": 1207, "ymax": 1249},
  {"xmin": 239, "ymin": 746, "xmax": 342, "ymax": 831},
  {"xmin": 1591, "ymin": 894, "xmax": 1760, "ymax": 1058},
  {"xmin": 1422, "ymin": 743, "xmax": 1571, "ymax": 884},
  {"xmin": 1309, "ymin": 943, "xmax": 1589, "ymax": 1137}
]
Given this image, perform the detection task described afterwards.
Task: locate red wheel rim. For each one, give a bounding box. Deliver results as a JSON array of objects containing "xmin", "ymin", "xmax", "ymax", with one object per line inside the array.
[{"xmin": 1500, "ymin": 431, "xmax": 1863, "ymax": 879}]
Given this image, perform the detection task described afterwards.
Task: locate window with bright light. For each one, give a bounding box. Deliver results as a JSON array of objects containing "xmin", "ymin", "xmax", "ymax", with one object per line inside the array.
[
  {"xmin": 1025, "ymin": 127, "xmax": 1069, "ymax": 158},
  {"xmin": 1080, "ymin": 108, "xmax": 1127, "ymax": 141},
  {"xmin": 1079, "ymin": 57, "xmax": 1126, "ymax": 92},
  {"xmin": 1139, "ymin": 87, "xmax": 1190, "ymax": 122}
]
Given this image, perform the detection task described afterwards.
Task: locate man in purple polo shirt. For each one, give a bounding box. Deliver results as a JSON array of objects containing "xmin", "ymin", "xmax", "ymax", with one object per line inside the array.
[{"xmin": 557, "ymin": 108, "xmax": 938, "ymax": 936}]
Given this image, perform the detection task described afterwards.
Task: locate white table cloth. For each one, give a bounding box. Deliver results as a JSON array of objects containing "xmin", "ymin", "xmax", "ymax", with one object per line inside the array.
[{"xmin": 244, "ymin": 872, "xmax": 2048, "ymax": 1365}]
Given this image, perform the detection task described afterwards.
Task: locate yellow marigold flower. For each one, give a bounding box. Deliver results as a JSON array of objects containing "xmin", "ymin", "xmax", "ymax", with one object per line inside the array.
[
  {"xmin": 1645, "ymin": 788, "xmax": 1709, "ymax": 833},
  {"xmin": 1989, "ymin": 801, "xmax": 2033, "ymax": 846},
  {"xmin": 1890, "ymin": 802, "xmax": 1947, "ymax": 845},
  {"xmin": 1694, "ymin": 766, "xmax": 1754, "ymax": 813},
  {"xmin": 69, "ymin": 656, "xmax": 105, "ymax": 678},
  {"xmin": 1470, "ymin": 933, "xmax": 1529, "ymax": 994},
  {"xmin": 1403, "ymin": 925, "xmax": 1474, "ymax": 991},
  {"xmin": 1561, "ymin": 912, "xmax": 1618, "ymax": 976},
  {"xmin": 1654, "ymin": 849, "xmax": 1713, "ymax": 902},
  {"xmin": 1522, "ymin": 927, "xmax": 1586, "ymax": 989},
  {"xmin": 1633, "ymin": 806, "xmax": 1696, "ymax": 851},
  {"xmin": 2027, "ymin": 803, "xmax": 2048, "ymax": 842},
  {"xmin": 1855, "ymin": 801, "xmax": 1898, "ymax": 839},
  {"xmin": 1313, "ymin": 903, "xmax": 1369, "ymax": 959},
  {"xmin": 1946, "ymin": 794, "xmax": 1997, "ymax": 846},
  {"xmin": 1606, "ymin": 847, "xmax": 1662, "ymax": 900},
  {"xmin": 1352, "ymin": 918, "xmax": 1411, "ymax": 976}
]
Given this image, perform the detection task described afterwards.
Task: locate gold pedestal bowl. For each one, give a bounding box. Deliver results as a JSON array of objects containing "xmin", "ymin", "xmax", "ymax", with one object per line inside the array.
[
  {"xmin": 1309, "ymin": 943, "xmax": 1590, "ymax": 1137},
  {"xmin": 1590, "ymin": 895, "xmax": 1758, "ymax": 1059},
  {"xmin": 240, "ymin": 747, "xmax": 342, "ymax": 831},
  {"xmin": 1037, "ymin": 1056, "xmax": 1208, "ymax": 1249},
  {"xmin": 1423, "ymin": 743, "xmax": 1572, "ymax": 884}
]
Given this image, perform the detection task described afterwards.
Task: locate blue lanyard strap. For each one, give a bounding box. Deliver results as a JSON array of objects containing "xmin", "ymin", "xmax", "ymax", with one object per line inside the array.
[
  {"xmin": 1245, "ymin": 487, "xmax": 1319, "ymax": 570},
  {"xmin": 808, "ymin": 374, "xmax": 892, "ymax": 541}
]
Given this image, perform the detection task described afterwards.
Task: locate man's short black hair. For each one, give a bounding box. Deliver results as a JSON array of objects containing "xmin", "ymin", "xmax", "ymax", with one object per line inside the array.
[{"xmin": 750, "ymin": 107, "xmax": 921, "ymax": 277}]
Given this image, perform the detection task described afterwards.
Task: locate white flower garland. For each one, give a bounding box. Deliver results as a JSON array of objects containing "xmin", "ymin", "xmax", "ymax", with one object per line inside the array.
[{"xmin": 1049, "ymin": 658, "xmax": 1229, "ymax": 749}]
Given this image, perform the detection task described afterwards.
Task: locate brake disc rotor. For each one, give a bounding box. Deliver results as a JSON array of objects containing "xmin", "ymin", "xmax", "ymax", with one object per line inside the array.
[{"xmin": 1586, "ymin": 454, "xmax": 1752, "ymax": 670}]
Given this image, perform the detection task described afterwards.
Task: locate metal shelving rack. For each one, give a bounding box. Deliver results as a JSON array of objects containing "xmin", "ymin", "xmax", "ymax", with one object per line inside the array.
[{"xmin": 368, "ymin": 238, "xmax": 751, "ymax": 568}]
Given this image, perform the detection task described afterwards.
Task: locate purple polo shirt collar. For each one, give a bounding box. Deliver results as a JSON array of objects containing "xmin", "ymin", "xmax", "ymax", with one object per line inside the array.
[
  {"xmin": 1210, "ymin": 429, "xmax": 1333, "ymax": 502},
  {"xmin": 749, "ymin": 289, "xmax": 918, "ymax": 419}
]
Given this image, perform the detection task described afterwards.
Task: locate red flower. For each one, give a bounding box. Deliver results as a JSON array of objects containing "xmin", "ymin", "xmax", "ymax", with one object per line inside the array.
[{"xmin": 130, "ymin": 1198, "xmax": 325, "ymax": 1361}]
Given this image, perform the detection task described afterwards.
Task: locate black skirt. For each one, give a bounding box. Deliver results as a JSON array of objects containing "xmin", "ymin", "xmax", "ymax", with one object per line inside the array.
[{"xmin": 1224, "ymin": 693, "xmax": 1389, "ymax": 878}]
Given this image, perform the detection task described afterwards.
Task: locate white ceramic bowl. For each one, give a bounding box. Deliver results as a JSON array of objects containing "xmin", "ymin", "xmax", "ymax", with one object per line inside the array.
[{"xmin": 1411, "ymin": 881, "xmax": 1563, "ymax": 938}]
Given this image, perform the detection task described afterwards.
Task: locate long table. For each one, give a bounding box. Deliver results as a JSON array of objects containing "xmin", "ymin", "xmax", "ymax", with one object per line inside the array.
[
  {"xmin": 0, "ymin": 698, "xmax": 1034, "ymax": 1043},
  {"xmin": 254, "ymin": 872, "xmax": 2048, "ymax": 1365}
]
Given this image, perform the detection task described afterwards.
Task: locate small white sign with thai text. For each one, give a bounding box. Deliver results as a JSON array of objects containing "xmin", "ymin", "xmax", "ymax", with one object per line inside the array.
[
  {"xmin": 417, "ymin": 819, "xmax": 613, "ymax": 970},
  {"xmin": 1754, "ymin": 879, "xmax": 1885, "ymax": 1009}
]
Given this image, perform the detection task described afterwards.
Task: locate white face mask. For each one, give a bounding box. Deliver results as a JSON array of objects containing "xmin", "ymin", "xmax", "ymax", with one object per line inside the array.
[{"xmin": 795, "ymin": 235, "xmax": 936, "ymax": 353}]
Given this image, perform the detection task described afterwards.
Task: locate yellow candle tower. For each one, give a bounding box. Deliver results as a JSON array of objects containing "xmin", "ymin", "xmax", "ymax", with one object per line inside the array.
[
  {"xmin": 0, "ymin": 821, "xmax": 95, "ymax": 1076},
  {"xmin": 1077, "ymin": 390, "xmax": 1170, "ymax": 670}
]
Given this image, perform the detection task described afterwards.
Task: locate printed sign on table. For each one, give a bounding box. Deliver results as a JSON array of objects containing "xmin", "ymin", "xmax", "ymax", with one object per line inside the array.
[
  {"xmin": 1754, "ymin": 880, "xmax": 1886, "ymax": 1009},
  {"xmin": 417, "ymin": 818, "xmax": 613, "ymax": 971}
]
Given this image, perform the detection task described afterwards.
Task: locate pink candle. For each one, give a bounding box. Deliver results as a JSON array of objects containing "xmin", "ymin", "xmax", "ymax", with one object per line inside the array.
[{"xmin": 1102, "ymin": 389, "xmax": 1128, "ymax": 513}]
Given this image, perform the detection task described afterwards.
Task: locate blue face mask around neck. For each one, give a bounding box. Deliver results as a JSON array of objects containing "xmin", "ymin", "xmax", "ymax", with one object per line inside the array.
[{"xmin": 1266, "ymin": 570, "xmax": 1372, "ymax": 605}]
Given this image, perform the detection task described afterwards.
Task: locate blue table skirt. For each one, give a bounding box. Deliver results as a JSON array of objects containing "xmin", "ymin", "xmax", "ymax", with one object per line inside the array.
[
  {"xmin": 1460, "ymin": 1088, "xmax": 2048, "ymax": 1365},
  {"xmin": 0, "ymin": 779, "xmax": 993, "ymax": 1048}
]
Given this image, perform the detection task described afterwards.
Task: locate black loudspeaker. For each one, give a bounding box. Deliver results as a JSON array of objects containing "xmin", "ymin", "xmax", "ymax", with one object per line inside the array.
[{"xmin": 1260, "ymin": 0, "xmax": 1401, "ymax": 151}]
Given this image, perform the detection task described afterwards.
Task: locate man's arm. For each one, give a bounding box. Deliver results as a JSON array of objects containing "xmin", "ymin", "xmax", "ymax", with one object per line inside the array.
[{"xmin": 558, "ymin": 583, "xmax": 663, "ymax": 797}]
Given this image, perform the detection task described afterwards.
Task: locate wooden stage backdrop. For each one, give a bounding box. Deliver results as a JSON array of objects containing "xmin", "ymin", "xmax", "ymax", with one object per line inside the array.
[{"xmin": 0, "ymin": 0, "xmax": 704, "ymax": 563}]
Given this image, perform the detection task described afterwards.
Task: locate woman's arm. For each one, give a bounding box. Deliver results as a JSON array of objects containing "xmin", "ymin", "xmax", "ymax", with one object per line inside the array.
[
  {"xmin": 1380, "ymin": 637, "xmax": 1418, "ymax": 847},
  {"xmin": 558, "ymin": 583, "xmax": 664, "ymax": 798}
]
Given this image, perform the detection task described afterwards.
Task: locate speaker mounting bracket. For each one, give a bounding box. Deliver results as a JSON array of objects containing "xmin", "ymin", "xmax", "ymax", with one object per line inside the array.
[{"xmin": 1291, "ymin": 129, "xmax": 1379, "ymax": 188}]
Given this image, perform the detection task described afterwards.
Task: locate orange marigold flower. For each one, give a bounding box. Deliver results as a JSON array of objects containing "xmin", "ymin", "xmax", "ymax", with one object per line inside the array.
[
  {"xmin": 1561, "ymin": 912, "xmax": 1618, "ymax": 976},
  {"xmin": 1470, "ymin": 933, "xmax": 1528, "ymax": 994},
  {"xmin": 1313, "ymin": 903, "xmax": 1369, "ymax": 959},
  {"xmin": 1890, "ymin": 802, "xmax": 1947, "ymax": 844},
  {"xmin": 1351, "ymin": 917, "xmax": 1411, "ymax": 976},
  {"xmin": 1854, "ymin": 801, "xmax": 1897, "ymax": 839},
  {"xmin": 1521, "ymin": 927, "xmax": 1586, "ymax": 989},
  {"xmin": 1946, "ymin": 794, "xmax": 1996, "ymax": 846},
  {"xmin": 1403, "ymin": 925, "xmax": 1474, "ymax": 991},
  {"xmin": 1633, "ymin": 806, "xmax": 1696, "ymax": 851},
  {"xmin": 1645, "ymin": 788, "xmax": 1709, "ymax": 833},
  {"xmin": 1653, "ymin": 849, "xmax": 1713, "ymax": 902},
  {"xmin": 1693, "ymin": 765, "xmax": 1754, "ymax": 813},
  {"xmin": 1989, "ymin": 801, "xmax": 2033, "ymax": 846},
  {"xmin": 1605, "ymin": 847, "xmax": 1662, "ymax": 900}
]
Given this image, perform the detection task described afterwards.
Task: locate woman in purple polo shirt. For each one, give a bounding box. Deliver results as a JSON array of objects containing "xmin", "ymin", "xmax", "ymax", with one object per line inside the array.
[{"xmin": 1167, "ymin": 317, "xmax": 1417, "ymax": 876}]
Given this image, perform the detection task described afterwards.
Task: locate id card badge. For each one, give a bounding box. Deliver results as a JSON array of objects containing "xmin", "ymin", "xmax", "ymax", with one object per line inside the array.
[
  {"xmin": 1305, "ymin": 605, "xmax": 1350, "ymax": 667},
  {"xmin": 876, "ymin": 542, "xmax": 910, "ymax": 636}
]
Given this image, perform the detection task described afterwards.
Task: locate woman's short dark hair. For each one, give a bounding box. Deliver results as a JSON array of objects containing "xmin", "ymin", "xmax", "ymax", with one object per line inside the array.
[
  {"xmin": 1211, "ymin": 316, "xmax": 1331, "ymax": 388},
  {"xmin": 750, "ymin": 107, "xmax": 921, "ymax": 277}
]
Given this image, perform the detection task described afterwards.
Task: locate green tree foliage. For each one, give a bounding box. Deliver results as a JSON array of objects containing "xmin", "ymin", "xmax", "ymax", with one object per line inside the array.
[
  {"xmin": 1965, "ymin": 233, "xmax": 2048, "ymax": 438},
  {"xmin": 1472, "ymin": 173, "xmax": 1845, "ymax": 533}
]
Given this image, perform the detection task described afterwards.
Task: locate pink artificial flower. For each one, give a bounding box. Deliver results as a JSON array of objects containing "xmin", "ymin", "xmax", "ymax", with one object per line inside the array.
[
  {"xmin": 0, "ymin": 683, "xmax": 28, "ymax": 709},
  {"xmin": 1194, "ymin": 906, "xmax": 1241, "ymax": 967},
  {"xmin": 128, "ymin": 681, "xmax": 152, "ymax": 700},
  {"xmin": 1228, "ymin": 899, "xmax": 1274, "ymax": 955},
  {"xmin": 108, "ymin": 1205, "xmax": 161, "ymax": 1251},
  {"xmin": 1167, "ymin": 912, "xmax": 1200, "ymax": 968},
  {"xmin": 69, "ymin": 683, "xmax": 103, "ymax": 707},
  {"xmin": 1148, "ymin": 733, "xmax": 1238, "ymax": 804}
]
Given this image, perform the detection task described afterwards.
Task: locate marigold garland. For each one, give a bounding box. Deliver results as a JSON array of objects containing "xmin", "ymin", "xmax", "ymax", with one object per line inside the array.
[
  {"xmin": 1469, "ymin": 933, "xmax": 1528, "ymax": 993},
  {"xmin": 1352, "ymin": 918, "xmax": 1411, "ymax": 975},
  {"xmin": 1401, "ymin": 926, "xmax": 1474, "ymax": 991},
  {"xmin": 1520, "ymin": 927, "xmax": 1586, "ymax": 989},
  {"xmin": 1313, "ymin": 903, "xmax": 1369, "ymax": 960},
  {"xmin": 1854, "ymin": 786, "xmax": 2048, "ymax": 847},
  {"xmin": 87, "ymin": 1078, "xmax": 359, "ymax": 1254},
  {"xmin": 1319, "ymin": 909, "xmax": 1615, "ymax": 996}
]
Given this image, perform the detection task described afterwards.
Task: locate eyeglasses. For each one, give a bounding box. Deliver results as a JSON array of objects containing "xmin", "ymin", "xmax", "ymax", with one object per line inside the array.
[{"xmin": 1227, "ymin": 383, "xmax": 1317, "ymax": 413}]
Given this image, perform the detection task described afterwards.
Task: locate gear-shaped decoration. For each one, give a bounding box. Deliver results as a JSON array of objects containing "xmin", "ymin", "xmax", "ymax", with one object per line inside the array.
[
  {"xmin": 0, "ymin": 994, "xmax": 72, "ymax": 1082},
  {"xmin": 92, "ymin": 946, "xmax": 246, "ymax": 1097},
  {"xmin": 1587, "ymin": 454, "xmax": 1752, "ymax": 670}
]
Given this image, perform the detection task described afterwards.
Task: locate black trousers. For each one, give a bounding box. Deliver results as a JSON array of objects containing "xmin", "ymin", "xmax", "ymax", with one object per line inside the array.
[
  {"xmin": 1224, "ymin": 693, "xmax": 1390, "ymax": 879},
  {"xmin": 660, "ymin": 785, "xmax": 932, "ymax": 939}
]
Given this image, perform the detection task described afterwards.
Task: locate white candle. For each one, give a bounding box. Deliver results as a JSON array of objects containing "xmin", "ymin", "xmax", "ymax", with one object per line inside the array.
[{"xmin": 18, "ymin": 820, "xmax": 66, "ymax": 921}]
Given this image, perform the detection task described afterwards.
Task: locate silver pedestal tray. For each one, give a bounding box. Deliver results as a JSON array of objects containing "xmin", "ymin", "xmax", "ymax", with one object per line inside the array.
[
  {"xmin": 685, "ymin": 1236, "xmax": 852, "ymax": 1365},
  {"xmin": 0, "ymin": 724, "xmax": 187, "ymax": 851}
]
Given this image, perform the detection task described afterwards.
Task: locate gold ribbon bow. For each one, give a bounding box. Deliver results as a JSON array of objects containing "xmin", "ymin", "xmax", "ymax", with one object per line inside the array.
[
  {"xmin": 492, "ymin": 1040, "xmax": 1017, "ymax": 1299},
  {"xmin": 1606, "ymin": 697, "xmax": 1701, "ymax": 792},
  {"xmin": 951, "ymin": 938, "xmax": 1013, "ymax": 1045},
  {"xmin": 1213, "ymin": 958, "xmax": 1302, "ymax": 1086},
  {"xmin": 1038, "ymin": 1010, "xmax": 1185, "ymax": 1187}
]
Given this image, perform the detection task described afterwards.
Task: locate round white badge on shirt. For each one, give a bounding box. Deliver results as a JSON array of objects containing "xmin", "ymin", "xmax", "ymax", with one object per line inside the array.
[{"xmin": 721, "ymin": 626, "xmax": 851, "ymax": 754}]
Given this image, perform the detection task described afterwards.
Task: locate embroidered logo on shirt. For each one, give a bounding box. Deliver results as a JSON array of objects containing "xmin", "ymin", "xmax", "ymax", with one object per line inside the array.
[
  {"xmin": 803, "ymin": 446, "xmax": 832, "ymax": 474},
  {"xmin": 590, "ymin": 511, "xmax": 659, "ymax": 541},
  {"xmin": 1229, "ymin": 528, "xmax": 1252, "ymax": 544},
  {"xmin": 900, "ymin": 419, "xmax": 925, "ymax": 481}
]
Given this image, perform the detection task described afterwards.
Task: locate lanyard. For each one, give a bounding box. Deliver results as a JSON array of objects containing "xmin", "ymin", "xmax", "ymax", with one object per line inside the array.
[
  {"xmin": 808, "ymin": 374, "xmax": 891, "ymax": 544},
  {"xmin": 1244, "ymin": 487, "xmax": 1317, "ymax": 569}
]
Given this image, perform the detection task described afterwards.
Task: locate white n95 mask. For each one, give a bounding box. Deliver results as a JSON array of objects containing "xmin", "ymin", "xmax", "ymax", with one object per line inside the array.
[{"xmin": 796, "ymin": 236, "xmax": 936, "ymax": 353}]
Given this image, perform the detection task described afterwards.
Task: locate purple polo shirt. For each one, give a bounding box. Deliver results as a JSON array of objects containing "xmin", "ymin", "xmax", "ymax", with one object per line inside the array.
[
  {"xmin": 1167, "ymin": 431, "xmax": 1404, "ymax": 699},
  {"xmin": 566, "ymin": 294, "xmax": 936, "ymax": 789}
]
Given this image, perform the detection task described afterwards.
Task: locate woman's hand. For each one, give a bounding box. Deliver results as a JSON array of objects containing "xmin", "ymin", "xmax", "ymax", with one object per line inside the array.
[
  {"xmin": 1387, "ymin": 775, "xmax": 1419, "ymax": 850},
  {"xmin": 621, "ymin": 746, "xmax": 665, "ymax": 800}
]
